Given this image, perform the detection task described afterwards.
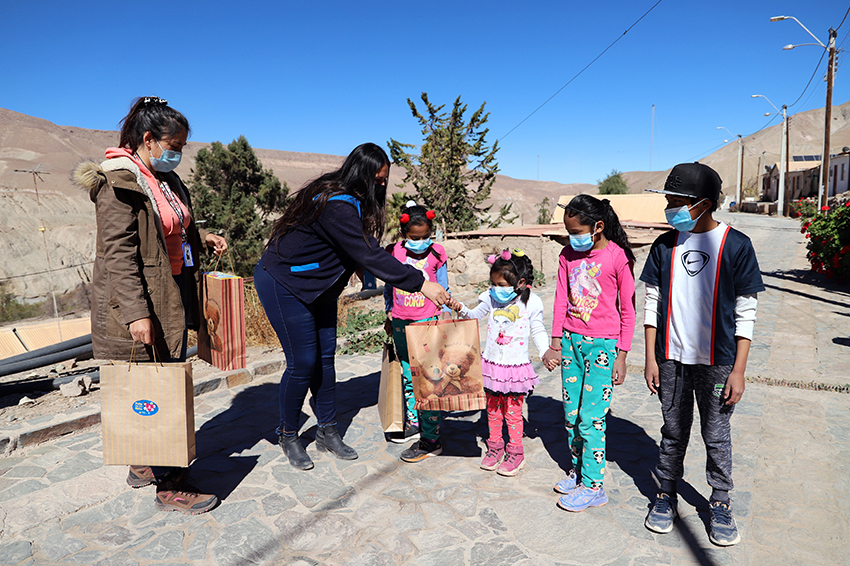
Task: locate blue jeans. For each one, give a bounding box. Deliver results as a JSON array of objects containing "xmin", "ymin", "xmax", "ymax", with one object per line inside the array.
[{"xmin": 254, "ymin": 260, "xmax": 338, "ymax": 435}]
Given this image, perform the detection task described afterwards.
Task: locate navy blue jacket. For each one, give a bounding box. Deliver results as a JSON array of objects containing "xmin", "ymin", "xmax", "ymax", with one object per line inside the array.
[
  {"xmin": 261, "ymin": 197, "xmax": 425, "ymax": 304},
  {"xmin": 640, "ymin": 225, "xmax": 764, "ymax": 365}
]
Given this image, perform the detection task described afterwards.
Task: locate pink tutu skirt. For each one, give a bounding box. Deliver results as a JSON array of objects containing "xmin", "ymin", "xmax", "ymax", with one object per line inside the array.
[{"xmin": 481, "ymin": 358, "xmax": 539, "ymax": 394}]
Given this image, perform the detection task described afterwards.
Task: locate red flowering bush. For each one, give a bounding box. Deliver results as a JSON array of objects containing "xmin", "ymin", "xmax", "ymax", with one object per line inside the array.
[
  {"xmin": 800, "ymin": 201, "xmax": 850, "ymax": 279},
  {"xmin": 789, "ymin": 198, "xmax": 818, "ymax": 219}
]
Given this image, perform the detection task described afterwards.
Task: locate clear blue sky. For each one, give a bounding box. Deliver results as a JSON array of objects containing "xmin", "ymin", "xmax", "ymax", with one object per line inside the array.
[{"xmin": 2, "ymin": 1, "xmax": 848, "ymax": 185}]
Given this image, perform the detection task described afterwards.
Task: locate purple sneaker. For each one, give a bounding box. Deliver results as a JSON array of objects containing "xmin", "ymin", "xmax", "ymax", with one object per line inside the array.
[
  {"xmin": 557, "ymin": 484, "xmax": 608, "ymax": 512},
  {"xmin": 554, "ymin": 469, "xmax": 578, "ymax": 494}
]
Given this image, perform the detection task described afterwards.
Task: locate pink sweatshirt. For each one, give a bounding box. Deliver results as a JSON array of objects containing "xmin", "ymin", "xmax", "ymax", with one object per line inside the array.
[{"xmin": 552, "ymin": 241, "xmax": 636, "ymax": 351}]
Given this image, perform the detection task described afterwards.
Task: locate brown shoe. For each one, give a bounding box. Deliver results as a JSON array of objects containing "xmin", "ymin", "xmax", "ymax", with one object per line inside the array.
[
  {"xmin": 126, "ymin": 466, "xmax": 155, "ymax": 488},
  {"xmin": 155, "ymin": 481, "xmax": 218, "ymax": 515}
]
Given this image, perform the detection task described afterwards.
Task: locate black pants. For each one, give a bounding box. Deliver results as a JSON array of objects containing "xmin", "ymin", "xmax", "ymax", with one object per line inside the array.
[{"xmin": 655, "ymin": 361, "xmax": 735, "ymax": 491}]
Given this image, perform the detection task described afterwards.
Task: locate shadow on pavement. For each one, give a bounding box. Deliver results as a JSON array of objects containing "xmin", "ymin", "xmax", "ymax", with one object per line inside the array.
[
  {"xmin": 762, "ymin": 269, "xmax": 850, "ymax": 300},
  {"xmin": 606, "ymin": 413, "xmax": 720, "ymax": 566},
  {"xmin": 193, "ymin": 381, "xmax": 279, "ymax": 500},
  {"xmin": 525, "ymin": 392, "xmax": 573, "ymax": 473}
]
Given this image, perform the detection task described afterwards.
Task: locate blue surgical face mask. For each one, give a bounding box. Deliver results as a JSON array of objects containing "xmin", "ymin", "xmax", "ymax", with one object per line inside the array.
[
  {"xmin": 150, "ymin": 140, "xmax": 182, "ymax": 173},
  {"xmin": 665, "ymin": 199, "xmax": 706, "ymax": 232},
  {"xmin": 404, "ymin": 238, "xmax": 432, "ymax": 253},
  {"xmin": 569, "ymin": 233, "xmax": 594, "ymax": 252},
  {"xmin": 490, "ymin": 286, "xmax": 517, "ymax": 304}
]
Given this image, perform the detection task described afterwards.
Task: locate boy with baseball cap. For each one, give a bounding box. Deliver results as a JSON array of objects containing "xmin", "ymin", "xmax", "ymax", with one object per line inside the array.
[{"xmin": 640, "ymin": 162, "xmax": 764, "ymax": 546}]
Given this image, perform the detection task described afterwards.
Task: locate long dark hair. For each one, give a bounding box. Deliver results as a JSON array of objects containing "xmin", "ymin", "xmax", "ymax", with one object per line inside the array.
[
  {"xmin": 119, "ymin": 96, "xmax": 190, "ymax": 149},
  {"xmin": 269, "ymin": 143, "xmax": 389, "ymax": 242},
  {"xmin": 490, "ymin": 249, "xmax": 534, "ymax": 305},
  {"xmin": 564, "ymin": 194, "xmax": 635, "ymax": 262}
]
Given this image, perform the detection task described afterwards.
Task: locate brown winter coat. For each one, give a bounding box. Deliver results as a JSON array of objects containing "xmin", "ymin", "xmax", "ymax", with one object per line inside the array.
[{"xmin": 75, "ymin": 157, "xmax": 209, "ymax": 361}]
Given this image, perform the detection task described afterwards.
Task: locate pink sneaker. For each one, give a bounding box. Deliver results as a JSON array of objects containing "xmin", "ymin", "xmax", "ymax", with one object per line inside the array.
[
  {"xmin": 497, "ymin": 444, "xmax": 525, "ymax": 477},
  {"xmin": 480, "ymin": 439, "xmax": 505, "ymax": 471}
]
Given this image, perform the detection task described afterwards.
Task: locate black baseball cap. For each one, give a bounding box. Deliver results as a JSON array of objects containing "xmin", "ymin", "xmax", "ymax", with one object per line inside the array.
[{"xmin": 647, "ymin": 162, "xmax": 722, "ymax": 202}]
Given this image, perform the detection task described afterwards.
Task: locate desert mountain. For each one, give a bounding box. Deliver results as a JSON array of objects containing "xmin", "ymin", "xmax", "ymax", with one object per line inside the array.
[{"xmin": 1, "ymin": 101, "xmax": 848, "ymax": 299}]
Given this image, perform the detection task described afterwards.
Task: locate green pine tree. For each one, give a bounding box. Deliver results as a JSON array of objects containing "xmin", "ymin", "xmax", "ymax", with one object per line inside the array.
[
  {"xmin": 388, "ymin": 93, "xmax": 505, "ymax": 233},
  {"xmin": 189, "ymin": 136, "xmax": 290, "ymax": 276},
  {"xmin": 537, "ymin": 196, "xmax": 554, "ymax": 224}
]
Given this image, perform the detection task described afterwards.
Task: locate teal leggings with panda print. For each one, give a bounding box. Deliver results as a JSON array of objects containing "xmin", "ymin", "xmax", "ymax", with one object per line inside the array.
[{"xmin": 561, "ymin": 331, "xmax": 617, "ymax": 489}]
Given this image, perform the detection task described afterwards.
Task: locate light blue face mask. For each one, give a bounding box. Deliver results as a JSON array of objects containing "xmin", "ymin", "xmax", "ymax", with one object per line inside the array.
[
  {"xmin": 404, "ymin": 238, "xmax": 432, "ymax": 253},
  {"xmin": 490, "ymin": 286, "xmax": 518, "ymax": 304},
  {"xmin": 665, "ymin": 199, "xmax": 706, "ymax": 232},
  {"xmin": 569, "ymin": 233, "xmax": 594, "ymax": 252},
  {"xmin": 150, "ymin": 140, "xmax": 182, "ymax": 173}
]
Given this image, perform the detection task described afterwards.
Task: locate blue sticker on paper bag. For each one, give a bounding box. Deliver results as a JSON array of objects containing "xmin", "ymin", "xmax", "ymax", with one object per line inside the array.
[{"xmin": 133, "ymin": 400, "xmax": 159, "ymax": 416}]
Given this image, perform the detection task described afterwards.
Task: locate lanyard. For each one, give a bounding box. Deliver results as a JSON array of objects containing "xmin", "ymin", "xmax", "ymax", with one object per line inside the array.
[{"xmin": 158, "ymin": 179, "xmax": 188, "ymax": 243}]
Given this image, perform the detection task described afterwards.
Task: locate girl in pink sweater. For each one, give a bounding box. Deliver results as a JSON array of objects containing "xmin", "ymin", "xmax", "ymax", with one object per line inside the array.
[{"xmin": 542, "ymin": 194, "xmax": 636, "ymax": 512}]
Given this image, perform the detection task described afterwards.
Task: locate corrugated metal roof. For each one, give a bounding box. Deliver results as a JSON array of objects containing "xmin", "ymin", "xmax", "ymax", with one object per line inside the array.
[
  {"xmin": 0, "ymin": 331, "xmax": 26, "ymax": 358},
  {"xmin": 0, "ymin": 317, "xmax": 91, "ymax": 357}
]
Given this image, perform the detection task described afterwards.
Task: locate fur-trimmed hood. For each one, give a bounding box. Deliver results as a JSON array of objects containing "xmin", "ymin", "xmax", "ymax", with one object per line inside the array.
[{"xmin": 73, "ymin": 156, "xmax": 151, "ymax": 203}]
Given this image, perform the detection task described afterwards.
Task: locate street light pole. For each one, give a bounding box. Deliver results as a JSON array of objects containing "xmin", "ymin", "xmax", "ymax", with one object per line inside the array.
[
  {"xmin": 771, "ymin": 16, "xmax": 836, "ymax": 208},
  {"xmin": 752, "ymin": 94, "xmax": 788, "ymax": 216}
]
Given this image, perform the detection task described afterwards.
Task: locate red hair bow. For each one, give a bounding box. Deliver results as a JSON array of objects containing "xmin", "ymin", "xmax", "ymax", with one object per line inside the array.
[
  {"xmin": 426, "ymin": 210, "xmax": 436, "ymax": 220},
  {"xmin": 399, "ymin": 213, "xmax": 410, "ymax": 224}
]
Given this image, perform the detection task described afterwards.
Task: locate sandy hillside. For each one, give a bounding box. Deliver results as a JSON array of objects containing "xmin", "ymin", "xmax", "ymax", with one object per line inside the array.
[{"xmin": 1, "ymin": 101, "xmax": 848, "ymax": 299}]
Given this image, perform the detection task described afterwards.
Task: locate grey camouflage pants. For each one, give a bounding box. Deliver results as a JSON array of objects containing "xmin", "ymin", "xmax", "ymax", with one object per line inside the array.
[{"xmin": 655, "ymin": 361, "xmax": 735, "ymax": 491}]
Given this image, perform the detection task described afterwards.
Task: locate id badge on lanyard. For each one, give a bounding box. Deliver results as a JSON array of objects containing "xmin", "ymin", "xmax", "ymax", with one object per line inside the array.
[{"xmin": 182, "ymin": 242, "xmax": 194, "ymax": 267}]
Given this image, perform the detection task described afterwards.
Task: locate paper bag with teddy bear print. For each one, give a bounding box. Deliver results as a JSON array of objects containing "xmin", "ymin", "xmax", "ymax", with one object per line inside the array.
[
  {"xmin": 198, "ymin": 271, "xmax": 247, "ymax": 371},
  {"xmin": 406, "ymin": 318, "xmax": 486, "ymax": 412}
]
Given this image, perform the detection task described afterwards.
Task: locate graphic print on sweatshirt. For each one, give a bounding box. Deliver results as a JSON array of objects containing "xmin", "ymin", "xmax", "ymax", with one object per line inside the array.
[
  {"xmin": 394, "ymin": 256, "xmax": 431, "ymax": 309},
  {"xmin": 568, "ymin": 260, "xmax": 602, "ymax": 322}
]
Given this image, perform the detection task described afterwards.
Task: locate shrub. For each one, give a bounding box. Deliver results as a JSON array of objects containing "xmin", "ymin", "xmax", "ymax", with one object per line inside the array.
[
  {"xmin": 337, "ymin": 298, "xmax": 387, "ymax": 354},
  {"xmin": 789, "ymin": 198, "xmax": 818, "ymax": 219},
  {"xmin": 800, "ymin": 202, "xmax": 850, "ymax": 280}
]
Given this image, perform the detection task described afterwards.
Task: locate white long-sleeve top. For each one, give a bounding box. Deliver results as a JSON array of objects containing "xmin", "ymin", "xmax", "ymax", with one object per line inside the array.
[
  {"xmin": 644, "ymin": 284, "xmax": 758, "ymax": 340},
  {"xmin": 458, "ymin": 291, "xmax": 550, "ymax": 365}
]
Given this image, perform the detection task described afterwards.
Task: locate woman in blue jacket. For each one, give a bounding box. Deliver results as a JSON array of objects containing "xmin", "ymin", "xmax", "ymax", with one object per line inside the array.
[{"xmin": 255, "ymin": 143, "xmax": 450, "ymax": 470}]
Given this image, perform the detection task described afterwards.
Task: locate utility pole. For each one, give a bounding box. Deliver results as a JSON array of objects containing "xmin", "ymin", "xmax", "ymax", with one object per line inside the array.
[
  {"xmin": 13, "ymin": 165, "xmax": 62, "ymax": 340},
  {"xmin": 736, "ymin": 135, "xmax": 743, "ymax": 208},
  {"xmin": 649, "ymin": 104, "xmax": 655, "ymax": 191},
  {"xmin": 779, "ymin": 105, "xmax": 788, "ymax": 217},
  {"xmin": 819, "ymin": 28, "xmax": 837, "ymax": 208}
]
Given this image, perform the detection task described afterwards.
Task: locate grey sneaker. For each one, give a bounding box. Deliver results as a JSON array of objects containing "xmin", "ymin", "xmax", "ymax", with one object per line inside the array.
[
  {"xmin": 645, "ymin": 492, "xmax": 678, "ymax": 534},
  {"xmin": 708, "ymin": 499, "xmax": 741, "ymax": 546}
]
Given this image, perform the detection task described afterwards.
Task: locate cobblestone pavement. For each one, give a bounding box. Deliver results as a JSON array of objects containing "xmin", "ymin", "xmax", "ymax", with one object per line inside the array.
[{"xmin": 1, "ymin": 212, "xmax": 848, "ymax": 565}]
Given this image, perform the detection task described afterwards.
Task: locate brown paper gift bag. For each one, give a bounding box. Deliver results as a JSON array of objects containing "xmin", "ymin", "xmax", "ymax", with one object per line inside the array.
[
  {"xmin": 198, "ymin": 271, "xmax": 247, "ymax": 371},
  {"xmin": 378, "ymin": 343, "xmax": 404, "ymax": 433},
  {"xmin": 100, "ymin": 361, "xmax": 195, "ymax": 467},
  {"xmin": 405, "ymin": 318, "xmax": 487, "ymax": 412}
]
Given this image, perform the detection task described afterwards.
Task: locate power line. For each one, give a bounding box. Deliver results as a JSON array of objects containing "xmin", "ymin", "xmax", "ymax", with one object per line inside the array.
[
  {"xmin": 686, "ymin": 113, "xmax": 781, "ymax": 163},
  {"xmin": 0, "ymin": 261, "xmax": 94, "ymax": 282},
  {"xmin": 835, "ymin": 5, "xmax": 850, "ymax": 32},
  {"xmin": 498, "ymin": 0, "xmax": 665, "ymax": 142},
  {"xmin": 788, "ymin": 49, "xmax": 826, "ymax": 108}
]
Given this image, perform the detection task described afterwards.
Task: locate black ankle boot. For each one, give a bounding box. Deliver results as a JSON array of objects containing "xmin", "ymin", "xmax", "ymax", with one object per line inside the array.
[
  {"xmin": 279, "ymin": 434, "xmax": 314, "ymax": 470},
  {"xmin": 315, "ymin": 424, "xmax": 358, "ymax": 460}
]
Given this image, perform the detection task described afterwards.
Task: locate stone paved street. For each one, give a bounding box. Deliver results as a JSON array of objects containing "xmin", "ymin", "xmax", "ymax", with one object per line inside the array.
[{"xmin": 0, "ymin": 212, "xmax": 848, "ymax": 565}]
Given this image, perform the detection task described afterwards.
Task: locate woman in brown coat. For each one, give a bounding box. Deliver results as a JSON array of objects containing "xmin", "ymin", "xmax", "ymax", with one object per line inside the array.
[{"xmin": 75, "ymin": 96, "xmax": 226, "ymax": 514}]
